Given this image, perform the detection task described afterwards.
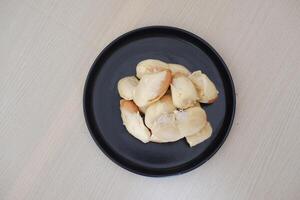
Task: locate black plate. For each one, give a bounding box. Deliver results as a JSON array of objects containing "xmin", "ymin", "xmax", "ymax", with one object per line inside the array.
[{"xmin": 83, "ymin": 26, "xmax": 235, "ymax": 177}]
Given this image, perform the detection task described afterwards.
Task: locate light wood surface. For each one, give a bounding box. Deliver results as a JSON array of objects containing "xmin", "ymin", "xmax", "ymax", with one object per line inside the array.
[{"xmin": 1, "ymin": 0, "xmax": 300, "ymax": 199}]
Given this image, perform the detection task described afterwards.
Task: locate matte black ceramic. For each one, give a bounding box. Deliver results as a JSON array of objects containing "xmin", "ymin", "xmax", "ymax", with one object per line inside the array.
[{"xmin": 83, "ymin": 26, "xmax": 235, "ymax": 177}]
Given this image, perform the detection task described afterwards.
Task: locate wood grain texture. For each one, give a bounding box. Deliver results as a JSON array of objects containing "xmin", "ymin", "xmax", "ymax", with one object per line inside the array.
[{"xmin": 1, "ymin": 0, "xmax": 300, "ymax": 199}]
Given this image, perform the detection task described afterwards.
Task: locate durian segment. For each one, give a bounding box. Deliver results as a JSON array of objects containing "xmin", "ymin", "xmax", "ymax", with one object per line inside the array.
[
  {"xmin": 133, "ymin": 70, "xmax": 172, "ymax": 108},
  {"xmin": 186, "ymin": 122, "xmax": 212, "ymax": 147},
  {"xmin": 117, "ymin": 76, "xmax": 139, "ymax": 100},
  {"xmin": 168, "ymin": 63, "xmax": 191, "ymax": 76},
  {"xmin": 150, "ymin": 113, "xmax": 183, "ymax": 143},
  {"xmin": 171, "ymin": 75, "xmax": 199, "ymax": 109},
  {"xmin": 175, "ymin": 106, "xmax": 207, "ymax": 137},
  {"xmin": 120, "ymin": 100, "xmax": 151, "ymax": 143},
  {"xmin": 145, "ymin": 94, "xmax": 176, "ymax": 129},
  {"xmin": 136, "ymin": 59, "xmax": 169, "ymax": 78},
  {"xmin": 189, "ymin": 71, "xmax": 218, "ymax": 103}
]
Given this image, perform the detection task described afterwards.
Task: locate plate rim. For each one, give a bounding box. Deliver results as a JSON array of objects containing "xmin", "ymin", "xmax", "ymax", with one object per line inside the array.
[{"xmin": 83, "ymin": 26, "xmax": 236, "ymax": 177}]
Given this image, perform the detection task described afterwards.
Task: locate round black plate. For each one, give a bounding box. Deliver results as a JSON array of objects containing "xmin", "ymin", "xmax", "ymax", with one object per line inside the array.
[{"xmin": 83, "ymin": 26, "xmax": 235, "ymax": 177}]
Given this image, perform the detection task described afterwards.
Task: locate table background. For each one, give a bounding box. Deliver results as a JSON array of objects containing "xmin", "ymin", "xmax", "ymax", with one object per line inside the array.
[{"xmin": 1, "ymin": 0, "xmax": 300, "ymax": 199}]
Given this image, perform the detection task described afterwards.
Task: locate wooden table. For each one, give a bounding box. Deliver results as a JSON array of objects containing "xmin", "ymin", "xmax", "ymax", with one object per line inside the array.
[{"xmin": 1, "ymin": 0, "xmax": 299, "ymax": 199}]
